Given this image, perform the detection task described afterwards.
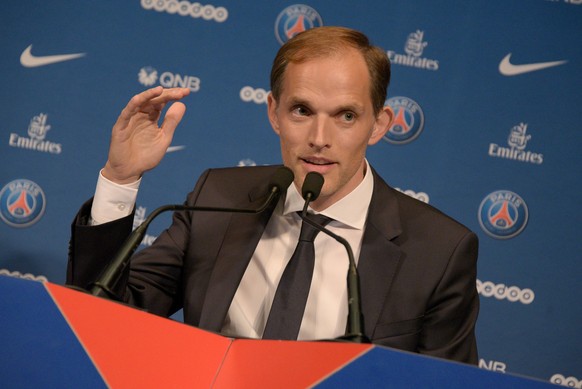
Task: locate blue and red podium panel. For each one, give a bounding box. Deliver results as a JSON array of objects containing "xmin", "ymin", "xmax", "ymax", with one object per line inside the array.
[{"xmin": 0, "ymin": 276, "xmax": 554, "ymax": 388}]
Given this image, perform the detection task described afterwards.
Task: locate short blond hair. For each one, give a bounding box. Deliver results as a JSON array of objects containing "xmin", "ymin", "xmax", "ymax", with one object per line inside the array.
[{"xmin": 270, "ymin": 26, "xmax": 391, "ymax": 114}]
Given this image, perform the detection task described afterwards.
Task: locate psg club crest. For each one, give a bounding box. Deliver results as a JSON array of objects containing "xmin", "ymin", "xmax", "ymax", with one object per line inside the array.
[
  {"xmin": 0, "ymin": 179, "xmax": 46, "ymax": 228},
  {"xmin": 275, "ymin": 4, "xmax": 323, "ymax": 45},
  {"xmin": 478, "ymin": 190, "xmax": 529, "ymax": 239},
  {"xmin": 383, "ymin": 96, "xmax": 425, "ymax": 145}
]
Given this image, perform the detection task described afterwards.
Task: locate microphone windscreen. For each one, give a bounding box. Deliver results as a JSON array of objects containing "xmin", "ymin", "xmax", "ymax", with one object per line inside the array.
[
  {"xmin": 302, "ymin": 172, "xmax": 324, "ymax": 201},
  {"xmin": 270, "ymin": 166, "xmax": 294, "ymax": 191}
]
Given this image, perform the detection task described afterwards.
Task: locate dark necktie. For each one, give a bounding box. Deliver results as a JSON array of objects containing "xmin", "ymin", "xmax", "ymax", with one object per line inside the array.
[{"xmin": 262, "ymin": 213, "xmax": 332, "ymax": 340}]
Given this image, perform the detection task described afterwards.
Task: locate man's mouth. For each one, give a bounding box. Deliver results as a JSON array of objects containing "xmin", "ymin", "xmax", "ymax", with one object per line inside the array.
[{"xmin": 301, "ymin": 157, "xmax": 334, "ymax": 166}]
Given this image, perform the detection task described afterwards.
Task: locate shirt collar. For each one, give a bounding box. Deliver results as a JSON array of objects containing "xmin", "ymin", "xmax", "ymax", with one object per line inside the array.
[{"xmin": 282, "ymin": 159, "xmax": 374, "ymax": 230}]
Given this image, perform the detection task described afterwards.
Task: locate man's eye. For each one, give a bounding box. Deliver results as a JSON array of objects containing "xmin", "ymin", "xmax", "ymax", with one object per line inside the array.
[
  {"xmin": 293, "ymin": 106, "xmax": 309, "ymax": 116},
  {"xmin": 342, "ymin": 112, "xmax": 355, "ymax": 121}
]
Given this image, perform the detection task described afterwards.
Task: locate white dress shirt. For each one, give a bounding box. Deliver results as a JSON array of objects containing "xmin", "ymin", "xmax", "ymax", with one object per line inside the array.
[{"xmin": 90, "ymin": 161, "xmax": 374, "ymax": 341}]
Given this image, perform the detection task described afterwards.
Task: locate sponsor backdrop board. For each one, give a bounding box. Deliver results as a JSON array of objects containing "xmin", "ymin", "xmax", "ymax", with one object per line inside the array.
[{"xmin": 1, "ymin": 1, "xmax": 580, "ymax": 386}]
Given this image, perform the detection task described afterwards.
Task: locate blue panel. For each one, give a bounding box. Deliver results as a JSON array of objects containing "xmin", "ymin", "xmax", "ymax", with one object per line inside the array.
[
  {"xmin": 316, "ymin": 346, "xmax": 554, "ymax": 388},
  {"xmin": 0, "ymin": 276, "xmax": 106, "ymax": 388}
]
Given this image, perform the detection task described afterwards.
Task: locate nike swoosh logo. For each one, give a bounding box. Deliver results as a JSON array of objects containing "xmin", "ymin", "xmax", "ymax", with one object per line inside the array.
[
  {"xmin": 499, "ymin": 53, "xmax": 567, "ymax": 76},
  {"xmin": 20, "ymin": 45, "xmax": 86, "ymax": 68},
  {"xmin": 166, "ymin": 145, "xmax": 186, "ymax": 153}
]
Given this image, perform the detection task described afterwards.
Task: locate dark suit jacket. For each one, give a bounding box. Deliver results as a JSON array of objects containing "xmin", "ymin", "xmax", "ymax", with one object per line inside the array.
[{"xmin": 68, "ymin": 165, "xmax": 479, "ymax": 364}]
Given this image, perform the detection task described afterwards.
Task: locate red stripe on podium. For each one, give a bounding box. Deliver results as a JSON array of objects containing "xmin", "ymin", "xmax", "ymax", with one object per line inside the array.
[
  {"xmin": 213, "ymin": 339, "xmax": 371, "ymax": 388},
  {"xmin": 46, "ymin": 283, "xmax": 232, "ymax": 388}
]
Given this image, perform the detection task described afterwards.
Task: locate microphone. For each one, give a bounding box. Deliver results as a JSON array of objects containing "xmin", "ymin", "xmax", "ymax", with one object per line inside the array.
[
  {"xmin": 89, "ymin": 166, "xmax": 294, "ymax": 299},
  {"xmin": 301, "ymin": 172, "xmax": 324, "ymax": 216},
  {"xmin": 298, "ymin": 172, "xmax": 369, "ymax": 344}
]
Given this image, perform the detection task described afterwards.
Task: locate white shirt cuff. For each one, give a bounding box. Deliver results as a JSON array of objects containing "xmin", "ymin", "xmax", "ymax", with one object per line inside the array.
[{"xmin": 90, "ymin": 170, "xmax": 141, "ymax": 225}]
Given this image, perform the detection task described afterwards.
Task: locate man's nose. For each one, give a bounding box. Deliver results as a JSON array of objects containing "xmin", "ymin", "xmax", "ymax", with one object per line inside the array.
[{"xmin": 308, "ymin": 117, "xmax": 331, "ymax": 150}]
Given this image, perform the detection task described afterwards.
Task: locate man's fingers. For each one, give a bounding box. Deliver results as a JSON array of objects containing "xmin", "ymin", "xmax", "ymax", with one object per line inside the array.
[
  {"xmin": 125, "ymin": 87, "xmax": 189, "ymax": 118},
  {"xmin": 113, "ymin": 86, "xmax": 164, "ymax": 129},
  {"xmin": 125, "ymin": 86, "xmax": 165, "ymax": 115},
  {"xmin": 113, "ymin": 87, "xmax": 190, "ymax": 132},
  {"xmin": 149, "ymin": 87, "xmax": 191, "ymax": 107},
  {"xmin": 160, "ymin": 101, "xmax": 187, "ymax": 137}
]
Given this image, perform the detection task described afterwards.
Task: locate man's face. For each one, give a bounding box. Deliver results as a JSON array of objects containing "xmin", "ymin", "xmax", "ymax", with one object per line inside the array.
[{"xmin": 268, "ymin": 48, "xmax": 393, "ymax": 210}]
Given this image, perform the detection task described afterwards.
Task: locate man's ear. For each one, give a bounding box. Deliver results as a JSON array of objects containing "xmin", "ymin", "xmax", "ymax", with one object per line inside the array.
[
  {"xmin": 368, "ymin": 105, "xmax": 394, "ymax": 145},
  {"xmin": 267, "ymin": 93, "xmax": 280, "ymax": 135}
]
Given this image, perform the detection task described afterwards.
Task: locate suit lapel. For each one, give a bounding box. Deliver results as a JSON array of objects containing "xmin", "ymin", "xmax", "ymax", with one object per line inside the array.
[
  {"xmin": 358, "ymin": 169, "xmax": 403, "ymax": 337},
  {"xmin": 198, "ymin": 182, "xmax": 278, "ymax": 332},
  {"xmin": 197, "ymin": 166, "xmax": 403, "ymax": 336}
]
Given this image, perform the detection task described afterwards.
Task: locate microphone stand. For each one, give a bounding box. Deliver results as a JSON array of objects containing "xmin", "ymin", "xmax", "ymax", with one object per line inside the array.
[
  {"xmin": 299, "ymin": 171, "xmax": 368, "ymax": 343},
  {"xmin": 90, "ymin": 185, "xmax": 284, "ymax": 300},
  {"xmin": 298, "ymin": 213, "xmax": 370, "ymax": 344}
]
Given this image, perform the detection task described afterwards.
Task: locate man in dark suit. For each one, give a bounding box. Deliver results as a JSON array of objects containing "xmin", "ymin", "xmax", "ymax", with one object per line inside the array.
[{"xmin": 67, "ymin": 27, "xmax": 479, "ymax": 364}]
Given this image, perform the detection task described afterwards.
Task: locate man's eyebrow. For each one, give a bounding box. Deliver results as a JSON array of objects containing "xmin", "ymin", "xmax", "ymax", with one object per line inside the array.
[
  {"xmin": 286, "ymin": 96, "xmax": 311, "ymax": 107},
  {"xmin": 286, "ymin": 96, "xmax": 366, "ymax": 113},
  {"xmin": 336, "ymin": 103, "xmax": 365, "ymax": 113}
]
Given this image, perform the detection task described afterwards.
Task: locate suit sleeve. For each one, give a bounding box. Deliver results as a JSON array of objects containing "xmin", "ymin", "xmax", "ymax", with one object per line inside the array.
[
  {"xmin": 66, "ymin": 197, "xmax": 135, "ymax": 293},
  {"xmin": 67, "ymin": 169, "xmax": 212, "ymax": 317},
  {"xmin": 419, "ymin": 231, "xmax": 480, "ymax": 364}
]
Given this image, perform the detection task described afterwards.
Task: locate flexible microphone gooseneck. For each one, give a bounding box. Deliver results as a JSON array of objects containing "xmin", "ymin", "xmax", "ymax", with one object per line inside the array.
[
  {"xmin": 299, "ymin": 172, "xmax": 369, "ymax": 344},
  {"xmin": 89, "ymin": 166, "xmax": 294, "ymax": 299}
]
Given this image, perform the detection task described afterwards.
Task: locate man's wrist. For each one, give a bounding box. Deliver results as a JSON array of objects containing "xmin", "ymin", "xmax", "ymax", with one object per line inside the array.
[{"xmin": 102, "ymin": 164, "xmax": 141, "ymax": 185}]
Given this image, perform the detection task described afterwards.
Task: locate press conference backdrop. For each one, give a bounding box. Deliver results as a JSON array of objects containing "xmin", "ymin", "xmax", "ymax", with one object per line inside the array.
[{"xmin": 1, "ymin": 1, "xmax": 580, "ymax": 385}]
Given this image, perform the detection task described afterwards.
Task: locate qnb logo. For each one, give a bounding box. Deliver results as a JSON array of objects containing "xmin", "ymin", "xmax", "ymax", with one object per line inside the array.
[
  {"xmin": 479, "ymin": 359, "xmax": 507, "ymax": 373},
  {"xmin": 274, "ymin": 4, "xmax": 323, "ymax": 45},
  {"xmin": 141, "ymin": 0, "xmax": 228, "ymax": 22},
  {"xmin": 476, "ymin": 279, "xmax": 535, "ymax": 305},
  {"xmin": 395, "ymin": 188, "xmax": 429, "ymax": 204},
  {"xmin": 383, "ymin": 96, "xmax": 425, "ymax": 145},
  {"xmin": 0, "ymin": 269, "xmax": 48, "ymax": 282},
  {"xmin": 133, "ymin": 206, "xmax": 157, "ymax": 247},
  {"xmin": 138, "ymin": 66, "xmax": 200, "ymax": 92},
  {"xmin": 478, "ymin": 190, "xmax": 528, "ymax": 239},
  {"xmin": 8, "ymin": 113, "xmax": 62, "ymax": 154},
  {"xmin": 387, "ymin": 30, "xmax": 439, "ymax": 71},
  {"xmin": 551, "ymin": 374, "xmax": 582, "ymax": 388},
  {"xmin": 240, "ymin": 86, "xmax": 269, "ymax": 104},
  {"xmin": 488, "ymin": 122, "xmax": 543, "ymax": 165},
  {"xmin": 139, "ymin": 67, "xmax": 158, "ymax": 86},
  {"xmin": 0, "ymin": 179, "xmax": 46, "ymax": 228}
]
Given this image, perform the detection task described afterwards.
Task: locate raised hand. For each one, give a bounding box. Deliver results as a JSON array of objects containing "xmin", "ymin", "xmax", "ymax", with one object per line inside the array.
[{"xmin": 102, "ymin": 86, "xmax": 191, "ymax": 184}]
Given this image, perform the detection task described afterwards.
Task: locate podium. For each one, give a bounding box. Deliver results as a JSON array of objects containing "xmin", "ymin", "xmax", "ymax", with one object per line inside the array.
[{"xmin": 0, "ymin": 275, "xmax": 553, "ymax": 388}]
